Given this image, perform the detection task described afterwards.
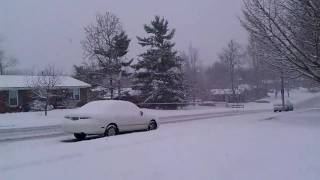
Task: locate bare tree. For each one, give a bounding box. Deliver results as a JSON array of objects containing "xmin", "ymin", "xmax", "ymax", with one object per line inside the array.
[
  {"xmin": 0, "ymin": 50, "xmax": 18, "ymax": 75},
  {"xmin": 27, "ymin": 65, "xmax": 61, "ymax": 116},
  {"xmin": 246, "ymin": 35, "xmax": 282, "ymax": 98},
  {"xmin": 82, "ymin": 11, "xmax": 131, "ymax": 99},
  {"xmin": 246, "ymin": 32, "xmax": 301, "ymax": 106},
  {"xmin": 205, "ymin": 61, "xmax": 229, "ymax": 89},
  {"xmin": 181, "ymin": 45, "xmax": 202, "ymax": 103},
  {"xmin": 241, "ymin": 0, "xmax": 320, "ymax": 83},
  {"xmin": 219, "ymin": 40, "xmax": 243, "ymax": 97}
]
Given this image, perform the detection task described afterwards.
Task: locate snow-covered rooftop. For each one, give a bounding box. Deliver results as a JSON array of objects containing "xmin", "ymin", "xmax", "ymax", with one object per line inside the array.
[
  {"xmin": 210, "ymin": 84, "xmax": 252, "ymax": 95},
  {"xmin": 0, "ymin": 75, "xmax": 91, "ymax": 90},
  {"xmin": 210, "ymin": 89, "xmax": 242, "ymax": 95}
]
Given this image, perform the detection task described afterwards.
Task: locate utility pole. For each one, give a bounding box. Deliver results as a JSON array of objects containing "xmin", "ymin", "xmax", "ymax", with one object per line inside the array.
[{"xmin": 280, "ymin": 71, "xmax": 285, "ymax": 109}]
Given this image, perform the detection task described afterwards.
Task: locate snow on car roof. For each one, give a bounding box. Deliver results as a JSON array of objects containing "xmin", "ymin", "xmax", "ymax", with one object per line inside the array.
[
  {"xmin": 74, "ymin": 100, "xmax": 137, "ymax": 116},
  {"xmin": 82, "ymin": 100, "xmax": 134, "ymax": 108},
  {"xmin": 0, "ymin": 75, "xmax": 91, "ymax": 90}
]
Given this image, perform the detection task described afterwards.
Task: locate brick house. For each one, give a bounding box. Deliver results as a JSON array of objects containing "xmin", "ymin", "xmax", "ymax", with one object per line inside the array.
[{"xmin": 0, "ymin": 75, "xmax": 91, "ymax": 113}]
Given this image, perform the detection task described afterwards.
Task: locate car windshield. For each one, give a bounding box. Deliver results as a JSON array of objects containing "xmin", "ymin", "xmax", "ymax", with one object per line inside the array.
[{"xmin": 1, "ymin": 1, "xmax": 320, "ymax": 180}]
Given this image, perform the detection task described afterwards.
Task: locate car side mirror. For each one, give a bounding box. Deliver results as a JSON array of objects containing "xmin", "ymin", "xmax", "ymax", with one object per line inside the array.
[{"xmin": 140, "ymin": 111, "xmax": 143, "ymax": 116}]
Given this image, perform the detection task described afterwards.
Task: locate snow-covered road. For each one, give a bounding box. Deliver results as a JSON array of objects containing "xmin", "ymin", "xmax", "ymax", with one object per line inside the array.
[
  {"xmin": 0, "ymin": 109, "xmax": 267, "ymax": 142},
  {"xmin": 1, "ymin": 109, "xmax": 320, "ymax": 180}
]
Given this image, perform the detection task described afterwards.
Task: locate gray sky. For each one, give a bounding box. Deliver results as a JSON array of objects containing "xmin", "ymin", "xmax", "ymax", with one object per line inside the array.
[{"xmin": 0, "ymin": 0, "xmax": 247, "ymax": 74}]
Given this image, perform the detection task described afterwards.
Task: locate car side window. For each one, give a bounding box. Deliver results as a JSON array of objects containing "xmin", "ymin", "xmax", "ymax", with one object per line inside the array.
[{"xmin": 128, "ymin": 103, "xmax": 140, "ymax": 116}]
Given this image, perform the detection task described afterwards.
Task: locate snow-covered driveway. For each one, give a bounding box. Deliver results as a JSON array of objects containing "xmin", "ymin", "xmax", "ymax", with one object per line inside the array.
[{"xmin": 1, "ymin": 109, "xmax": 320, "ymax": 180}]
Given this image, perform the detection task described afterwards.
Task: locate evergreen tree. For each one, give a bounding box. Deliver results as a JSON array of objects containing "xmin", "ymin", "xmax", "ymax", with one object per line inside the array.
[{"xmin": 134, "ymin": 16, "xmax": 184, "ymax": 108}]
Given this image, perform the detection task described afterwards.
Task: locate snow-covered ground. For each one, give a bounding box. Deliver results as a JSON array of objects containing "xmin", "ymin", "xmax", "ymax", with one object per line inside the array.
[
  {"xmin": 267, "ymin": 88, "xmax": 320, "ymax": 103},
  {"xmin": 245, "ymin": 87, "xmax": 320, "ymax": 110},
  {"xmin": 0, "ymin": 87, "xmax": 319, "ymax": 130},
  {"xmin": 1, "ymin": 109, "xmax": 320, "ymax": 180},
  {"xmin": 0, "ymin": 109, "xmax": 69, "ymax": 129}
]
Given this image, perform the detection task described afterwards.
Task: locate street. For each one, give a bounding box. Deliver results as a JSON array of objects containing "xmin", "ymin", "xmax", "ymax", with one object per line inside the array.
[
  {"xmin": 0, "ymin": 109, "xmax": 267, "ymax": 142},
  {"xmin": 1, "ymin": 109, "xmax": 320, "ymax": 180}
]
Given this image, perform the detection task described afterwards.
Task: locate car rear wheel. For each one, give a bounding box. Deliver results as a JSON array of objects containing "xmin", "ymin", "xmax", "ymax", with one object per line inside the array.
[
  {"xmin": 148, "ymin": 120, "xmax": 157, "ymax": 130},
  {"xmin": 74, "ymin": 133, "xmax": 86, "ymax": 140},
  {"xmin": 105, "ymin": 125, "xmax": 118, "ymax": 137}
]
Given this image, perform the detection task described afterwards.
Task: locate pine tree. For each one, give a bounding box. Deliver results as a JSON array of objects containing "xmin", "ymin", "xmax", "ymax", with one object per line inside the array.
[{"xmin": 134, "ymin": 16, "xmax": 185, "ymax": 108}]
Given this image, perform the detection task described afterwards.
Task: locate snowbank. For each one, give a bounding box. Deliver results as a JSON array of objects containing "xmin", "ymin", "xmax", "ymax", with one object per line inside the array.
[{"xmin": 0, "ymin": 110, "xmax": 68, "ymax": 129}]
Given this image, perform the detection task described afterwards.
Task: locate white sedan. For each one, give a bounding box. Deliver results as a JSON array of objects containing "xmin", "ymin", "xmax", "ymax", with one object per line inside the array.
[{"xmin": 62, "ymin": 100, "xmax": 158, "ymax": 140}]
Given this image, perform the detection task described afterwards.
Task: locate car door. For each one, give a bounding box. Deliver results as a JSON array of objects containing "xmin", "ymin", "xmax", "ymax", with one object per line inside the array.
[
  {"xmin": 135, "ymin": 109, "xmax": 149, "ymax": 130},
  {"xmin": 112, "ymin": 103, "xmax": 130, "ymax": 132},
  {"xmin": 113, "ymin": 102, "xmax": 138, "ymax": 131},
  {"xmin": 128, "ymin": 104, "xmax": 146, "ymax": 131}
]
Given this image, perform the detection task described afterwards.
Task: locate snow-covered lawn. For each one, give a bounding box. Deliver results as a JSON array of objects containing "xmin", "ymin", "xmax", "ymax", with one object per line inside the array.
[
  {"xmin": 264, "ymin": 87, "xmax": 320, "ymax": 104},
  {"xmin": 0, "ymin": 109, "xmax": 69, "ymax": 129},
  {"xmin": 0, "ymin": 87, "xmax": 319, "ymax": 130},
  {"xmin": 1, "ymin": 109, "xmax": 320, "ymax": 180}
]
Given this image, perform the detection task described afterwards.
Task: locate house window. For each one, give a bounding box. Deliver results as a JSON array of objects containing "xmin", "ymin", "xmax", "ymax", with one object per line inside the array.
[
  {"xmin": 9, "ymin": 90, "xmax": 18, "ymax": 107},
  {"xmin": 73, "ymin": 88, "xmax": 80, "ymax": 100}
]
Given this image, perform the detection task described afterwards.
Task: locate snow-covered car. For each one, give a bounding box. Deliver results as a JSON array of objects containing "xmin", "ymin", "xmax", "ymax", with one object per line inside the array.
[
  {"xmin": 273, "ymin": 100, "xmax": 294, "ymax": 112},
  {"xmin": 62, "ymin": 100, "xmax": 158, "ymax": 140}
]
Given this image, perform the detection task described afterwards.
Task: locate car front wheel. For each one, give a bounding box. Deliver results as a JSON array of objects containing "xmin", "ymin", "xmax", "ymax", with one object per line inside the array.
[
  {"xmin": 105, "ymin": 125, "xmax": 118, "ymax": 136},
  {"xmin": 74, "ymin": 133, "xmax": 86, "ymax": 140},
  {"xmin": 148, "ymin": 120, "xmax": 158, "ymax": 130}
]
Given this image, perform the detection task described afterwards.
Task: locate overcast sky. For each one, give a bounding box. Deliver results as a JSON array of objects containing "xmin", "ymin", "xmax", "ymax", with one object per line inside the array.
[{"xmin": 0, "ymin": 0, "xmax": 247, "ymax": 74}]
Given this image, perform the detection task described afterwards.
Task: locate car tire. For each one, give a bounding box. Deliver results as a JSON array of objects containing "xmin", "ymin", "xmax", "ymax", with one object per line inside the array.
[
  {"xmin": 148, "ymin": 120, "xmax": 158, "ymax": 130},
  {"xmin": 105, "ymin": 124, "xmax": 118, "ymax": 137},
  {"xmin": 74, "ymin": 133, "xmax": 86, "ymax": 140}
]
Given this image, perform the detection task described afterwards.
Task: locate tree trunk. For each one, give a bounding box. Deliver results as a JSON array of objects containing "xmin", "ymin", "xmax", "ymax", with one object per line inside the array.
[
  {"xmin": 110, "ymin": 77, "xmax": 113, "ymax": 100},
  {"xmin": 231, "ymin": 74, "xmax": 235, "ymax": 96},
  {"xmin": 192, "ymin": 86, "xmax": 196, "ymax": 106},
  {"xmin": 281, "ymin": 73, "xmax": 285, "ymax": 108},
  {"xmin": 231, "ymin": 67, "xmax": 235, "ymax": 102},
  {"xmin": 45, "ymin": 98, "xmax": 48, "ymax": 116},
  {"xmin": 192, "ymin": 68, "xmax": 197, "ymax": 106},
  {"xmin": 117, "ymin": 79, "xmax": 121, "ymax": 98},
  {"xmin": 0, "ymin": 63, "xmax": 3, "ymax": 75},
  {"xmin": 287, "ymin": 79, "xmax": 290, "ymax": 98}
]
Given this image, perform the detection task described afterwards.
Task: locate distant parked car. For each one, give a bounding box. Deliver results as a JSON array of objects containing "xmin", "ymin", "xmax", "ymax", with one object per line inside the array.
[
  {"xmin": 62, "ymin": 100, "xmax": 158, "ymax": 140},
  {"xmin": 273, "ymin": 100, "xmax": 294, "ymax": 112}
]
